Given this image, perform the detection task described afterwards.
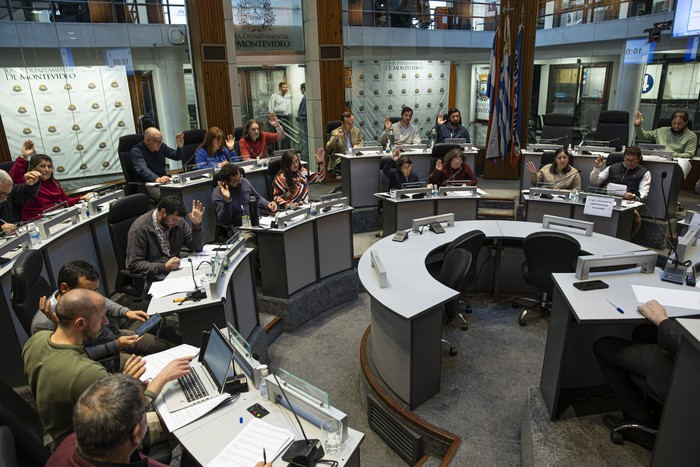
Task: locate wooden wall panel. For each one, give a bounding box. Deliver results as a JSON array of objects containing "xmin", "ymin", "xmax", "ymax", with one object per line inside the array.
[{"xmin": 317, "ymin": 0, "xmax": 345, "ymax": 139}]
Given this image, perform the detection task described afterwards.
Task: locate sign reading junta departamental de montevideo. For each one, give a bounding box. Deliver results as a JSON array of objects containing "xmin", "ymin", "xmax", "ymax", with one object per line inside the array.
[{"xmin": 232, "ymin": 0, "xmax": 304, "ymax": 53}]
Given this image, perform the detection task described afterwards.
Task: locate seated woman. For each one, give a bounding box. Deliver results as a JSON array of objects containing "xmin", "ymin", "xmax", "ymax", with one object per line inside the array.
[
  {"xmin": 239, "ymin": 112, "xmax": 286, "ymax": 160},
  {"xmin": 9, "ymin": 141, "xmax": 93, "ymax": 221},
  {"xmin": 272, "ymin": 149, "xmax": 325, "ymax": 209},
  {"xmin": 212, "ymin": 163, "xmax": 277, "ymax": 232},
  {"xmin": 526, "ymin": 147, "xmax": 581, "ymax": 190},
  {"xmin": 429, "ymin": 148, "xmax": 478, "ymax": 187},
  {"xmin": 194, "ymin": 127, "xmax": 238, "ymax": 169},
  {"xmin": 383, "ymin": 148, "xmax": 420, "ymax": 190}
]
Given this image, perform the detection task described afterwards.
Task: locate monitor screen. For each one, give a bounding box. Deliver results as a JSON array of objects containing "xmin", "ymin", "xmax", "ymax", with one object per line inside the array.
[{"xmin": 673, "ymin": 0, "xmax": 700, "ymax": 38}]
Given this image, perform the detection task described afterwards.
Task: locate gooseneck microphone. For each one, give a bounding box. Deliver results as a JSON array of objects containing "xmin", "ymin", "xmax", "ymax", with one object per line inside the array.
[
  {"xmin": 264, "ymin": 363, "xmax": 325, "ymax": 466},
  {"xmin": 186, "ymin": 258, "xmax": 207, "ymax": 301}
]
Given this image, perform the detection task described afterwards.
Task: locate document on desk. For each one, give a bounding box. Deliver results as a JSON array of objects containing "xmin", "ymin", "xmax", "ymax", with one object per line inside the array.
[
  {"xmin": 140, "ymin": 344, "xmax": 198, "ymax": 382},
  {"xmin": 259, "ymin": 216, "xmax": 274, "ymax": 228},
  {"xmin": 148, "ymin": 275, "xmax": 207, "ymax": 299},
  {"xmin": 632, "ymin": 285, "xmax": 700, "ymax": 310},
  {"xmin": 207, "ymin": 417, "xmax": 295, "ymax": 467}
]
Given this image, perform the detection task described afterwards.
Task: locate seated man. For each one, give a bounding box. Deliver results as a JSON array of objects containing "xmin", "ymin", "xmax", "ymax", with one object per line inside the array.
[
  {"xmin": 379, "ymin": 106, "xmax": 421, "ymax": 147},
  {"xmin": 31, "ymin": 260, "xmax": 174, "ymax": 371},
  {"xmin": 0, "ymin": 165, "xmax": 41, "ymax": 235},
  {"xmin": 212, "ymin": 163, "xmax": 277, "ymax": 235},
  {"xmin": 130, "ymin": 127, "xmax": 184, "ymax": 201},
  {"xmin": 23, "ymin": 288, "xmax": 191, "ymax": 446},
  {"xmin": 434, "ymin": 107, "xmax": 470, "ymax": 144},
  {"xmin": 47, "ymin": 374, "xmax": 168, "ymax": 466},
  {"xmin": 590, "ymin": 146, "xmax": 650, "ymax": 237},
  {"xmin": 634, "ymin": 110, "xmax": 698, "ymax": 159},
  {"xmin": 593, "ymin": 300, "xmax": 682, "ymax": 449},
  {"xmin": 324, "ymin": 111, "xmax": 364, "ymax": 174},
  {"xmin": 126, "ymin": 195, "xmax": 205, "ymax": 277}
]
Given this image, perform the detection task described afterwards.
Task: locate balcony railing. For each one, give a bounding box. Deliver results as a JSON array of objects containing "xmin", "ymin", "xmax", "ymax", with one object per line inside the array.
[{"xmin": 0, "ymin": 0, "xmax": 186, "ymax": 24}]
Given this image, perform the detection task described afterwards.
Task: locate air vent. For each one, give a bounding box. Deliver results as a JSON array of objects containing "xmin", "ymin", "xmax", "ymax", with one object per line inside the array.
[
  {"xmin": 320, "ymin": 45, "xmax": 342, "ymax": 61},
  {"xmin": 202, "ymin": 44, "xmax": 226, "ymax": 62},
  {"xmin": 367, "ymin": 395, "xmax": 423, "ymax": 464}
]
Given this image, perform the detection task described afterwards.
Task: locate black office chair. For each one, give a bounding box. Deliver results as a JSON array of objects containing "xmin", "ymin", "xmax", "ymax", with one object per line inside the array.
[
  {"xmin": 389, "ymin": 116, "xmax": 401, "ymax": 124},
  {"xmin": 0, "ymin": 378, "xmax": 50, "ymax": 466},
  {"xmin": 657, "ymin": 117, "xmax": 693, "ymax": 130},
  {"xmin": 605, "ymin": 151, "xmax": 624, "ymax": 167},
  {"xmin": 438, "ymin": 248, "xmax": 472, "ymax": 356},
  {"xmin": 512, "ymin": 231, "xmax": 581, "ymax": 326},
  {"xmin": 107, "ymin": 193, "xmax": 152, "ymax": 299},
  {"xmin": 538, "ymin": 150, "xmax": 575, "ymax": 170},
  {"xmin": 325, "ymin": 120, "xmax": 342, "ymax": 141},
  {"xmin": 540, "ymin": 113, "xmax": 574, "ymax": 147},
  {"xmin": 233, "ymin": 126, "xmax": 244, "ymax": 158},
  {"xmin": 181, "ymin": 128, "xmax": 206, "ymax": 168},
  {"xmin": 117, "ymin": 134, "xmax": 145, "ymax": 195},
  {"xmin": 592, "ymin": 110, "xmax": 629, "ymax": 150},
  {"xmin": 604, "ymin": 374, "xmax": 663, "ymax": 450},
  {"xmin": 430, "ymin": 143, "xmax": 461, "ymax": 172},
  {"xmin": 266, "ymin": 158, "xmax": 283, "ymax": 200},
  {"xmin": 0, "ymin": 161, "xmax": 13, "ymax": 173},
  {"xmin": 446, "ymin": 230, "xmax": 486, "ymax": 318},
  {"xmin": 10, "ymin": 250, "xmax": 52, "ymax": 336}
]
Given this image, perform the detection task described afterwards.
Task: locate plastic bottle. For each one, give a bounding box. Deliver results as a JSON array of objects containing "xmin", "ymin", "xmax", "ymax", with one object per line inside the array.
[
  {"xmin": 310, "ymin": 202, "xmax": 317, "ymax": 217},
  {"xmin": 432, "ymin": 186, "xmax": 439, "ymax": 198},
  {"xmin": 567, "ymin": 144, "xmax": 572, "ymax": 154},
  {"xmin": 28, "ymin": 223, "xmax": 41, "ymax": 246},
  {"xmin": 259, "ymin": 367, "xmax": 269, "ymax": 399},
  {"xmin": 569, "ymin": 188, "xmax": 579, "ymax": 203},
  {"xmin": 429, "ymin": 128, "xmax": 437, "ymax": 149},
  {"xmin": 388, "ymin": 127, "xmax": 394, "ymax": 151},
  {"xmin": 81, "ymin": 201, "xmax": 90, "ymax": 220}
]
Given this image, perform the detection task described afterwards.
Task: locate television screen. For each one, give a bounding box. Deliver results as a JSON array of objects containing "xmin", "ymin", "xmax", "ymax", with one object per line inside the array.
[{"xmin": 673, "ymin": 0, "xmax": 700, "ymax": 38}]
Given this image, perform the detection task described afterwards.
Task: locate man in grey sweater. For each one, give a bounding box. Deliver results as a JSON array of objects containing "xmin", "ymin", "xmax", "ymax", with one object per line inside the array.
[{"xmin": 126, "ymin": 195, "xmax": 205, "ymax": 276}]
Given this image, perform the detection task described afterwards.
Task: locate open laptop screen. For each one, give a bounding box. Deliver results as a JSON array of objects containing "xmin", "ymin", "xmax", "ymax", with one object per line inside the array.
[{"xmin": 202, "ymin": 326, "xmax": 234, "ymax": 393}]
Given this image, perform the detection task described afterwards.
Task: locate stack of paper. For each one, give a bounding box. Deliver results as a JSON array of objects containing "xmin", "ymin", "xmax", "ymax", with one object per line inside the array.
[
  {"xmin": 207, "ymin": 418, "xmax": 295, "ymax": 467},
  {"xmin": 148, "ymin": 275, "xmax": 207, "ymax": 299}
]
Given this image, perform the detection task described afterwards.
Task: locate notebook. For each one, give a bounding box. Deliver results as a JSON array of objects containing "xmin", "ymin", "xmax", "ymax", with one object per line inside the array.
[{"xmin": 163, "ymin": 326, "xmax": 233, "ymax": 412}]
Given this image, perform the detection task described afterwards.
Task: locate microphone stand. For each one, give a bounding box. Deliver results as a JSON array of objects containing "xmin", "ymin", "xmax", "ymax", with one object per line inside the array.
[{"xmin": 185, "ymin": 258, "xmax": 206, "ymax": 301}]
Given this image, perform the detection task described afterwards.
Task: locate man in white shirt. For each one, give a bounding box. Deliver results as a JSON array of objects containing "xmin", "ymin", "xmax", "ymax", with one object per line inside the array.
[
  {"xmin": 379, "ymin": 106, "xmax": 421, "ymax": 147},
  {"xmin": 269, "ymin": 81, "xmax": 292, "ymax": 149}
]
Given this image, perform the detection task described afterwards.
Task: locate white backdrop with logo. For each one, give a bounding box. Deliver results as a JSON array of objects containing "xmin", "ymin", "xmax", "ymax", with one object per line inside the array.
[
  {"xmin": 0, "ymin": 66, "xmax": 135, "ymax": 179},
  {"xmin": 350, "ymin": 60, "xmax": 451, "ymax": 144}
]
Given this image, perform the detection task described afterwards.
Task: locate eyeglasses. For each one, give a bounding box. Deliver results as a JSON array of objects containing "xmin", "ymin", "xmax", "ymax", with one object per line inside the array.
[
  {"xmin": 138, "ymin": 397, "xmax": 154, "ymax": 421},
  {"xmin": 623, "ymin": 158, "xmax": 639, "ymax": 164}
]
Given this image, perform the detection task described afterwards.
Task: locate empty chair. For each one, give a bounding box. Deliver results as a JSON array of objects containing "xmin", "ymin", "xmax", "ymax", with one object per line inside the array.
[
  {"xmin": 592, "ymin": 110, "xmax": 629, "ymax": 150},
  {"xmin": 0, "ymin": 378, "xmax": 50, "ymax": 466},
  {"xmin": 512, "ymin": 231, "xmax": 581, "ymax": 326},
  {"xmin": 540, "ymin": 113, "xmax": 574, "ymax": 147},
  {"xmin": 10, "ymin": 250, "xmax": 52, "ymax": 336},
  {"xmin": 107, "ymin": 193, "xmax": 152, "ymax": 299},
  {"xmin": 181, "ymin": 128, "xmax": 207, "ymax": 167},
  {"xmin": 117, "ymin": 134, "xmax": 145, "ymax": 196},
  {"xmin": 438, "ymin": 248, "xmax": 472, "ymax": 356},
  {"xmin": 233, "ymin": 126, "xmax": 244, "ymax": 157},
  {"xmin": 445, "ymin": 229, "xmax": 486, "ymax": 318}
]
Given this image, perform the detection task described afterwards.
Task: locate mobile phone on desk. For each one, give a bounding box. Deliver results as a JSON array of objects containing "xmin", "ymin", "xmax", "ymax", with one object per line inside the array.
[
  {"xmin": 135, "ymin": 314, "xmax": 162, "ymax": 336},
  {"xmin": 573, "ymin": 280, "xmax": 609, "ymax": 291}
]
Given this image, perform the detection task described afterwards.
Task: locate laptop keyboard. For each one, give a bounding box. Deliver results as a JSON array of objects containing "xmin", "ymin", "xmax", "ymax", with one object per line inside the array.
[{"xmin": 178, "ymin": 372, "xmax": 210, "ymax": 402}]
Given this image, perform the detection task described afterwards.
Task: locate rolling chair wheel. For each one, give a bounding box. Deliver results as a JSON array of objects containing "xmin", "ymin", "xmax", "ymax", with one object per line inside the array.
[
  {"xmin": 610, "ymin": 431, "xmax": 624, "ymax": 445},
  {"xmin": 461, "ymin": 323, "xmax": 468, "ymax": 331},
  {"xmin": 511, "ymin": 300, "xmax": 520, "ymax": 309},
  {"xmin": 519, "ymin": 318, "xmax": 527, "ymax": 327},
  {"xmin": 465, "ymin": 304, "xmax": 472, "ymax": 314},
  {"xmin": 449, "ymin": 347, "xmax": 457, "ymax": 356}
]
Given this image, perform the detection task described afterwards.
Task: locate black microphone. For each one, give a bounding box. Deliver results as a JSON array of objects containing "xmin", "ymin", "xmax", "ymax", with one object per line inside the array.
[
  {"xmin": 186, "ymin": 258, "xmax": 206, "ymax": 300},
  {"xmin": 660, "ymin": 171, "xmax": 675, "ymax": 242},
  {"xmin": 265, "ymin": 363, "xmax": 325, "ymax": 466}
]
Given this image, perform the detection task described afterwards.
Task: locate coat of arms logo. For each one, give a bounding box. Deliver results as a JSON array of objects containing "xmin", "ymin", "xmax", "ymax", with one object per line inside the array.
[{"xmin": 236, "ymin": 0, "xmax": 276, "ymax": 32}]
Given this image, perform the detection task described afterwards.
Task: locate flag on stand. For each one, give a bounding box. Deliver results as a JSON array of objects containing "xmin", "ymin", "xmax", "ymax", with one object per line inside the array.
[
  {"xmin": 510, "ymin": 22, "xmax": 524, "ymax": 168},
  {"xmin": 498, "ymin": 14, "xmax": 512, "ymax": 160},
  {"xmin": 485, "ymin": 26, "xmax": 501, "ymax": 160}
]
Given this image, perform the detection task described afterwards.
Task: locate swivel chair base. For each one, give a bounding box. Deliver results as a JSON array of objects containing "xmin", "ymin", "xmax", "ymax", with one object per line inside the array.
[
  {"xmin": 603, "ymin": 415, "xmax": 657, "ymax": 451},
  {"xmin": 441, "ymin": 338, "xmax": 457, "ymax": 356},
  {"xmin": 512, "ymin": 294, "xmax": 551, "ymax": 327}
]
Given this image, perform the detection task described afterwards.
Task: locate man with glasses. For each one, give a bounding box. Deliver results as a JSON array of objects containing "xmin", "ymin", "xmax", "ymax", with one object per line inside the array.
[
  {"xmin": 131, "ymin": 127, "xmax": 185, "ymax": 201},
  {"xmin": 590, "ymin": 145, "xmax": 650, "ymax": 237},
  {"xmin": 0, "ymin": 164, "xmax": 41, "ymax": 235},
  {"xmin": 23, "ymin": 289, "xmax": 191, "ymax": 446},
  {"xmin": 46, "ymin": 374, "xmax": 165, "ymax": 465}
]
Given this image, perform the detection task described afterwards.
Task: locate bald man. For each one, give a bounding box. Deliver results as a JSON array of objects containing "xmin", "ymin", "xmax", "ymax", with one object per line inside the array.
[
  {"xmin": 23, "ymin": 288, "xmax": 190, "ymax": 446},
  {"xmin": 130, "ymin": 127, "xmax": 185, "ymax": 184}
]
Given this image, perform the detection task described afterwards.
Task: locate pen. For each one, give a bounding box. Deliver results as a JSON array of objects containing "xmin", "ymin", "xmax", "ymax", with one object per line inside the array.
[
  {"xmin": 263, "ymin": 447, "xmax": 267, "ymax": 464},
  {"xmin": 605, "ymin": 298, "xmax": 624, "ymax": 314}
]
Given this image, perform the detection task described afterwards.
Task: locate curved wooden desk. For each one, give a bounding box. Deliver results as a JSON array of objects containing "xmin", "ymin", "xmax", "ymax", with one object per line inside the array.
[{"xmin": 358, "ymin": 219, "xmax": 644, "ymax": 409}]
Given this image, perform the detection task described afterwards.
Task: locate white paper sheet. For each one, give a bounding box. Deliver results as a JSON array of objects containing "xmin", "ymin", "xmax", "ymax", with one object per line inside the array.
[
  {"xmin": 632, "ymin": 284, "xmax": 700, "ymax": 309},
  {"xmin": 206, "ymin": 418, "xmax": 295, "ymax": 467},
  {"xmin": 140, "ymin": 344, "xmax": 199, "ymax": 382},
  {"xmin": 606, "ymin": 182, "xmax": 627, "ymax": 196},
  {"xmin": 155, "ymin": 393, "xmax": 231, "ymax": 432},
  {"xmin": 148, "ymin": 275, "xmax": 207, "ymax": 299}
]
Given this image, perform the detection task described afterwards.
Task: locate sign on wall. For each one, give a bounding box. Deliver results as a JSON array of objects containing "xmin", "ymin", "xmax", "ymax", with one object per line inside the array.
[
  {"xmin": 232, "ymin": 0, "xmax": 304, "ymax": 53},
  {"xmin": 0, "ymin": 66, "xmax": 135, "ymax": 179},
  {"xmin": 350, "ymin": 60, "xmax": 451, "ymax": 144}
]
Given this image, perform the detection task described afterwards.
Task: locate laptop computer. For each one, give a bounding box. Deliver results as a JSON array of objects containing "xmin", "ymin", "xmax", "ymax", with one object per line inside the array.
[{"xmin": 163, "ymin": 326, "xmax": 234, "ymax": 412}]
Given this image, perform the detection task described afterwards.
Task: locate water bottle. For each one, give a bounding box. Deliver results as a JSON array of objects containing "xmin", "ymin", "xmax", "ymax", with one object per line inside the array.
[
  {"xmin": 259, "ymin": 367, "xmax": 269, "ymax": 399},
  {"xmin": 429, "ymin": 128, "xmax": 437, "ymax": 149},
  {"xmin": 81, "ymin": 200, "xmax": 90, "ymax": 220},
  {"xmin": 247, "ymin": 194, "xmax": 259, "ymax": 226},
  {"xmin": 310, "ymin": 202, "xmax": 317, "ymax": 217},
  {"xmin": 388, "ymin": 127, "xmax": 394, "ymax": 151},
  {"xmin": 567, "ymin": 144, "xmax": 572, "ymax": 154},
  {"xmin": 28, "ymin": 223, "xmax": 41, "ymax": 246},
  {"xmin": 432, "ymin": 186, "xmax": 439, "ymax": 198},
  {"xmin": 569, "ymin": 188, "xmax": 579, "ymax": 203}
]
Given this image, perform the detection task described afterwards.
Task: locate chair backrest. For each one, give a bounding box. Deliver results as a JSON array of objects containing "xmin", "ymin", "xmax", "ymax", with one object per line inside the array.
[
  {"xmin": 0, "ymin": 378, "xmax": 50, "ymax": 466},
  {"xmin": 541, "ymin": 113, "xmax": 574, "ymax": 147},
  {"xmin": 439, "ymin": 249, "xmax": 472, "ymax": 323},
  {"xmin": 431, "ymin": 143, "xmax": 462, "ymax": 171},
  {"xmin": 117, "ymin": 134, "xmax": 144, "ymax": 195},
  {"xmin": 0, "ymin": 161, "xmax": 13, "ymax": 173},
  {"xmin": 522, "ymin": 231, "xmax": 580, "ymax": 293},
  {"xmin": 658, "ymin": 116, "xmax": 693, "ymax": 130},
  {"xmin": 233, "ymin": 126, "xmax": 244, "ymax": 156},
  {"xmin": 594, "ymin": 110, "xmax": 629, "ymax": 149},
  {"xmin": 445, "ymin": 229, "xmax": 485, "ymax": 287},
  {"xmin": 10, "ymin": 250, "xmax": 52, "ymax": 336},
  {"xmin": 538, "ymin": 150, "xmax": 575, "ymax": 170},
  {"xmin": 266, "ymin": 158, "xmax": 283, "ymax": 199},
  {"xmin": 326, "ymin": 120, "xmax": 342, "ymax": 141},
  {"xmin": 389, "ymin": 116, "xmax": 401, "ymax": 124},
  {"xmin": 107, "ymin": 194, "xmax": 150, "ymax": 270},
  {"xmin": 605, "ymin": 151, "xmax": 624, "ymax": 167},
  {"xmin": 181, "ymin": 128, "xmax": 206, "ymax": 167}
]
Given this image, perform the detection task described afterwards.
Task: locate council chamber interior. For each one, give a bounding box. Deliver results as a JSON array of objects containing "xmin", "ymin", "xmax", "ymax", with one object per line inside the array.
[{"xmin": 1, "ymin": 0, "xmax": 700, "ymax": 466}]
